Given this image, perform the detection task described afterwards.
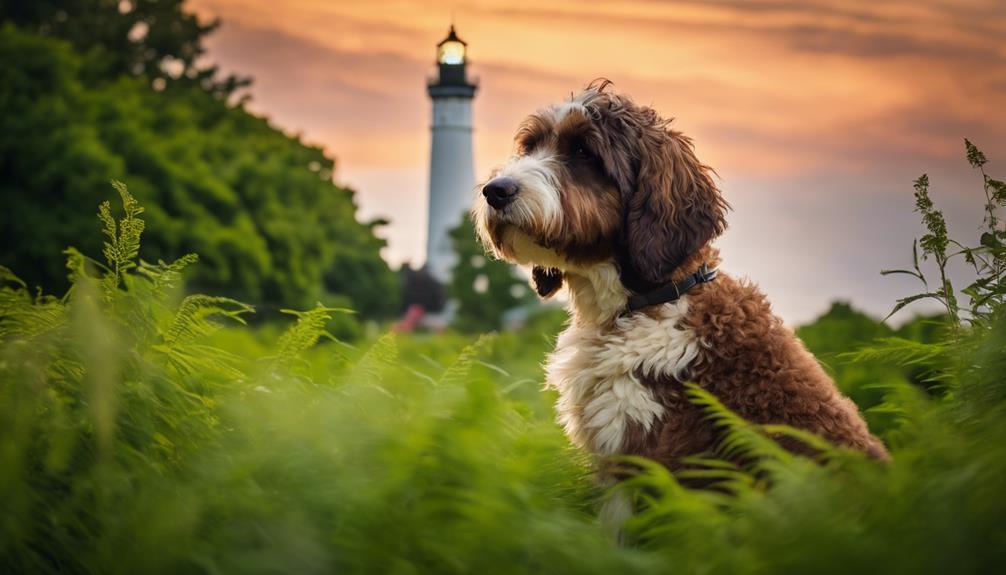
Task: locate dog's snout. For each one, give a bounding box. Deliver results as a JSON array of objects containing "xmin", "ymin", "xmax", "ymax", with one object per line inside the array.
[{"xmin": 482, "ymin": 177, "xmax": 520, "ymax": 209}]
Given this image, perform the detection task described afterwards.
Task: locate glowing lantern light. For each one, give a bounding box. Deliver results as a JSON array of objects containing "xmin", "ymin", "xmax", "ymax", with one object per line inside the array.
[{"xmin": 437, "ymin": 25, "xmax": 466, "ymax": 65}]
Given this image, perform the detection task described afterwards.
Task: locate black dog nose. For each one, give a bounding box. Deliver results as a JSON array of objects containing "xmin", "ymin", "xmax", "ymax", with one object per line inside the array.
[{"xmin": 482, "ymin": 177, "xmax": 520, "ymax": 209}]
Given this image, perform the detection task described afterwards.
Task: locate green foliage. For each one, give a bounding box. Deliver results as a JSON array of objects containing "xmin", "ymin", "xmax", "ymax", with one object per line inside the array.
[
  {"xmin": 0, "ymin": 188, "xmax": 619, "ymax": 573},
  {"xmin": 0, "ymin": 0, "xmax": 247, "ymax": 97},
  {"xmin": 163, "ymin": 295, "xmax": 252, "ymax": 346},
  {"xmin": 271, "ymin": 304, "xmax": 349, "ymax": 372},
  {"xmin": 0, "ymin": 23, "xmax": 398, "ymax": 317},
  {"xmin": 796, "ymin": 302, "xmax": 945, "ymax": 431},
  {"xmin": 884, "ymin": 140, "xmax": 1005, "ymax": 324},
  {"xmin": 98, "ymin": 180, "xmax": 145, "ymax": 294},
  {"xmin": 137, "ymin": 252, "xmax": 199, "ymax": 293},
  {"xmin": 448, "ymin": 216, "xmax": 535, "ymax": 332},
  {"xmin": 3, "ymin": 169, "xmax": 1006, "ymax": 573}
]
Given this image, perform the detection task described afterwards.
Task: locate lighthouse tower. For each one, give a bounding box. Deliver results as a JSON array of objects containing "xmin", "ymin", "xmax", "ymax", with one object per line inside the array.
[{"xmin": 425, "ymin": 25, "xmax": 478, "ymax": 283}]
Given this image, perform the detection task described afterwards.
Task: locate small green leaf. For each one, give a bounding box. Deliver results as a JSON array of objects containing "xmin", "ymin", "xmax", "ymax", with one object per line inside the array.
[
  {"xmin": 883, "ymin": 292, "xmax": 942, "ymax": 321},
  {"xmin": 880, "ymin": 269, "xmax": 923, "ymax": 280}
]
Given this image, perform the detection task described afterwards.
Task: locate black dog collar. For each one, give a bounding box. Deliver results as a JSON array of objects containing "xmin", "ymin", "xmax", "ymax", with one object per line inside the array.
[{"xmin": 624, "ymin": 264, "xmax": 718, "ymax": 314}]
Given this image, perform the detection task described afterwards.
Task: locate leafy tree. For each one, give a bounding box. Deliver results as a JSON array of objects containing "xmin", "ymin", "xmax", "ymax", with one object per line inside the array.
[
  {"xmin": 797, "ymin": 301, "xmax": 911, "ymax": 431},
  {"xmin": 0, "ymin": 24, "xmax": 398, "ymax": 317},
  {"xmin": 0, "ymin": 0, "xmax": 248, "ymax": 97},
  {"xmin": 448, "ymin": 216, "xmax": 534, "ymax": 332}
]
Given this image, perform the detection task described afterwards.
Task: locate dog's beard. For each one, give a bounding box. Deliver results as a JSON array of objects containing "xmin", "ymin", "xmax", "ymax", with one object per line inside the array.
[
  {"xmin": 473, "ymin": 154, "xmax": 566, "ymax": 267},
  {"xmin": 487, "ymin": 225, "xmax": 569, "ymax": 269}
]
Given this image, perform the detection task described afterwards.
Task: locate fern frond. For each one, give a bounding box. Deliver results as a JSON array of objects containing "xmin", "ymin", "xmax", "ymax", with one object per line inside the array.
[
  {"xmin": 99, "ymin": 181, "xmax": 146, "ymax": 295},
  {"xmin": 677, "ymin": 455, "xmax": 740, "ymax": 470},
  {"xmin": 0, "ymin": 265, "xmax": 30, "ymax": 320},
  {"xmin": 272, "ymin": 303, "xmax": 351, "ymax": 369},
  {"xmin": 0, "ymin": 265, "xmax": 27, "ymax": 291},
  {"xmin": 839, "ymin": 337, "xmax": 947, "ymax": 366},
  {"xmin": 614, "ymin": 455, "xmax": 733, "ymax": 540},
  {"xmin": 674, "ymin": 467, "xmax": 757, "ymax": 489},
  {"xmin": 684, "ymin": 383, "xmax": 793, "ymax": 466},
  {"xmin": 474, "ymin": 359, "xmax": 510, "ymax": 378},
  {"xmin": 439, "ymin": 334, "xmax": 495, "ymax": 386},
  {"xmin": 760, "ymin": 424, "xmax": 839, "ymax": 456},
  {"xmin": 138, "ymin": 254, "xmax": 199, "ymax": 295},
  {"xmin": 64, "ymin": 247, "xmax": 87, "ymax": 291},
  {"xmin": 611, "ymin": 455, "xmax": 687, "ymax": 499},
  {"xmin": 674, "ymin": 456, "xmax": 758, "ymax": 492},
  {"xmin": 0, "ymin": 265, "xmax": 68, "ymax": 341},
  {"xmin": 154, "ymin": 343, "xmax": 247, "ymax": 380},
  {"xmin": 344, "ymin": 333, "xmax": 399, "ymax": 386},
  {"xmin": 163, "ymin": 295, "xmax": 254, "ymax": 346},
  {"xmin": 883, "ymin": 292, "xmax": 943, "ymax": 322}
]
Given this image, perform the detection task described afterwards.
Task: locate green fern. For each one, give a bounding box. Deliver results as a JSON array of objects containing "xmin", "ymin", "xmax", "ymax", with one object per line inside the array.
[
  {"xmin": 98, "ymin": 180, "xmax": 145, "ymax": 296},
  {"xmin": 150, "ymin": 294, "xmax": 254, "ymax": 379},
  {"xmin": 272, "ymin": 303, "xmax": 351, "ymax": 370},
  {"xmin": 438, "ymin": 334, "xmax": 495, "ymax": 386},
  {"xmin": 839, "ymin": 336, "xmax": 948, "ymax": 366},
  {"xmin": 616, "ymin": 455, "xmax": 733, "ymax": 545},
  {"xmin": 138, "ymin": 253, "xmax": 199, "ymax": 295},
  {"xmin": 684, "ymin": 383, "xmax": 795, "ymax": 467},
  {"xmin": 343, "ymin": 333, "xmax": 399, "ymax": 391},
  {"xmin": 163, "ymin": 295, "xmax": 253, "ymax": 346},
  {"xmin": 0, "ymin": 266, "xmax": 29, "ymax": 337},
  {"xmin": 0, "ymin": 265, "xmax": 26, "ymax": 292},
  {"xmin": 0, "ymin": 265, "xmax": 66, "ymax": 341}
]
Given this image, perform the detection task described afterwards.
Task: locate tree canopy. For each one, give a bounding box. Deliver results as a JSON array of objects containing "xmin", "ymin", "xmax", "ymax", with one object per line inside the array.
[
  {"xmin": 0, "ymin": 10, "xmax": 398, "ymax": 317},
  {"xmin": 0, "ymin": 0, "xmax": 247, "ymax": 96}
]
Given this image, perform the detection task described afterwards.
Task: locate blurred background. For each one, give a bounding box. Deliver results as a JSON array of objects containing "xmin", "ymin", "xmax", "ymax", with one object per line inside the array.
[{"xmin": 1, "ymin": 0, "xmax": 1004, "ymax": 330}]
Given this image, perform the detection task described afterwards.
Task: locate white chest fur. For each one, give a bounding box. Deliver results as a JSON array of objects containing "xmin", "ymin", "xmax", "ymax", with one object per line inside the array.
[{"xmin": 545, "ymin": 298, "xmax": 701, "ymax": 456}]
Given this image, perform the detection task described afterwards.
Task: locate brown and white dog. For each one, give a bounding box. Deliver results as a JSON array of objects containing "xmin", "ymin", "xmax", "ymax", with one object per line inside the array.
[{"xmin": 472, "ymin": 80, "xmax": 889, "ymax": 477}]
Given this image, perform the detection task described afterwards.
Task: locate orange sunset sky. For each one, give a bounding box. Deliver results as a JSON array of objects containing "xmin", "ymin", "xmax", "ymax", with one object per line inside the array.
[{"xmin": 188, "ymin": 0, "xmax": 1005, "ymax": 324}]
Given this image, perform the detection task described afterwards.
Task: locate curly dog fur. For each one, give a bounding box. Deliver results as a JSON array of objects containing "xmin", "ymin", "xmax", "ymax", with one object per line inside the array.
[{"xmin": 472, "ymin": 80, "xmax": 889, "ymax": 473}]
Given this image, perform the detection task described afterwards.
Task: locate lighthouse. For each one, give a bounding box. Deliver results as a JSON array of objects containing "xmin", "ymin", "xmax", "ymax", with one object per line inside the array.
[{"xmin": 425, "ymin": 25, "xmax": 478, "ymax": 283}]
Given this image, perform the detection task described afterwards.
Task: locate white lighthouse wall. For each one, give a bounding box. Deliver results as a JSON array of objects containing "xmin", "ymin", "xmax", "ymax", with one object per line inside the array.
[{"xmin": 426, "ymin": 96, "xmax": 476, "ymax": 282}]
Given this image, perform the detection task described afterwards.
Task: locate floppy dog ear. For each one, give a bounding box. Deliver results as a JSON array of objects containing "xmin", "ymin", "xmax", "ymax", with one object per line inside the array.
[
  {"xmin": 624, "ymin": 129, "xmax": 727, "ymax": 285},
  {"xmin": 581, "ymin": 85, "xmax": 728, "ymax": 288},
  {"xmin": 531, "ymin": 266, "xmax": 563, "ymax": 298}
]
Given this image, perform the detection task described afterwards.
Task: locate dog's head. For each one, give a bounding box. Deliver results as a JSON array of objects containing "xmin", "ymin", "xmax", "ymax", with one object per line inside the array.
[{"xmin": 472, "ymin": 80, "xmax": 729, "ymax": 298}]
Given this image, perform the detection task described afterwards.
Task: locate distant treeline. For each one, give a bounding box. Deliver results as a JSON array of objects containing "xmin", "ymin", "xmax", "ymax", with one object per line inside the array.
[{"xmin": 0, "ymin": 1, "xmax": 399, "ymax": 317}]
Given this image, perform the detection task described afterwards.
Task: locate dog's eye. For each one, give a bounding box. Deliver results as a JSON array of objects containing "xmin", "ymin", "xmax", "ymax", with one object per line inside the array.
[{"xmin": 574, "ymin": 146, "xmax": 590, "ymax": 159}]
